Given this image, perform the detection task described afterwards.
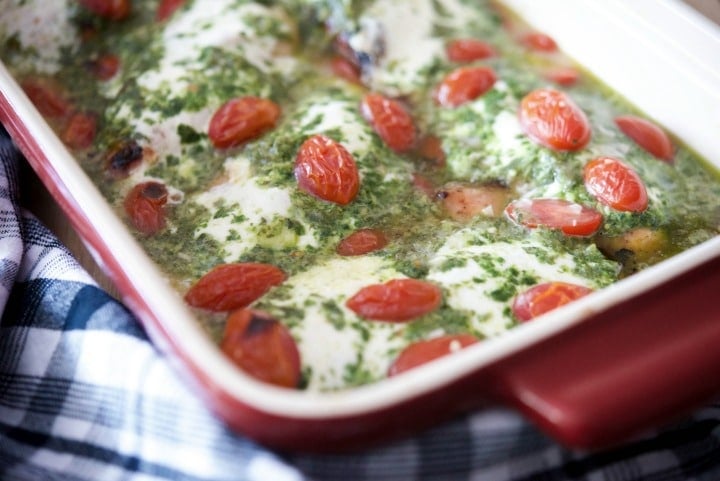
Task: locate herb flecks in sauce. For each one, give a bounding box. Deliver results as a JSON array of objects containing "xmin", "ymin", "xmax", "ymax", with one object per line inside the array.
[{"xmin": 3, "ymin": 0, "xmax": 720, "ymax": 390}]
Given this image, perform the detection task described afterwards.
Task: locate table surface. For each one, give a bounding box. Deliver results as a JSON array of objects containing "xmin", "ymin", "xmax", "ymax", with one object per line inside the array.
[{"xmin": 21, "ymin": 0, "xmax": 720, "ymax": 301}]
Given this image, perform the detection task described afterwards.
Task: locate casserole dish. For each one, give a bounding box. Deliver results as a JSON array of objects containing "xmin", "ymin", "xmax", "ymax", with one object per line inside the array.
[{"xmin": 2, "ymin": 0, "xmax": 720, "ymax": 452}]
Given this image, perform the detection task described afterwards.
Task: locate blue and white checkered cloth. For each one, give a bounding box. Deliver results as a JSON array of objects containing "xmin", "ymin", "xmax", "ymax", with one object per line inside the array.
[{"xmin": 1, "ymin": 125, "xmax": 719, "ymax": 480}]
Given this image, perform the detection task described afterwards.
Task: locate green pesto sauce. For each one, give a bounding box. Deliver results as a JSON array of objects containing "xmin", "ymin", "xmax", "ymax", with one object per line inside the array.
[{"xmin": 3, "ymin": 0, "xmax": 720, "ymax": 390}]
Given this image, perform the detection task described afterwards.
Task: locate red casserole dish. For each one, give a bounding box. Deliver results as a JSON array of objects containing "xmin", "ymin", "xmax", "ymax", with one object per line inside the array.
[{"xmin": 1, "ymin": 0, "xmax": 720, "ymax": 452}]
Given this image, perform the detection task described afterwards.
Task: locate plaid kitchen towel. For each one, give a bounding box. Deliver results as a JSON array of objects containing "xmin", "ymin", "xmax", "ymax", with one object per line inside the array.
[{"xmin": 0, "ymin": 125, "xmax": 719, "ymax": 481}]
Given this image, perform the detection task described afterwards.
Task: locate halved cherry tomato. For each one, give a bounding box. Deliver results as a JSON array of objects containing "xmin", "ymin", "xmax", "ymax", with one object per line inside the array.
[
  {"xmin": 78, "ymin": 0, "xmax": 131, "ymax": 20},
  {"xmin": 446, "ymin": 39, "xmax": 496, "ymax": 62},
  {"xmin": 295, "ymin": 134, "xmax": 360, "ymax": 205},
  {"xmin": 512, "ymin": 281, "xmax": 593, "ymax": 321},
  {"xmin": 87, "ymin": 54, "xmax": 120, "ymax": 81},
  {"xmin": 337, "ymin": 229, "xmax": 388, "ymax": 256},
  {"xmin": 435, "ymin": 66, "xmax": 497, "ymax": 108},
  {"xmin": 156, "ymin": 0, "xmax": 185, "ymax": 21},
  {"xmin": 123, "ymin": 181, "xmax": 168, "ymax": 236},
  {"xmin": 105, "ymin": 139, "xmax": 144, "ymax": 179},
  {"xmin": 439, "ymin": 182, "xmax": 510, "ymax": 221},
  {"xmin": 221, "ymin": 309, "xmax": 301, "ymax": 388},
  {"xmin": 505, "ymin": 198, "xmax": 603, "ymax": 236},
  {"xmin": 415, "ymin": 134, "xmax": 446, "ymax": 167},
  {"xmin": 584, "ymin": 156, "xmax": 648, "ymax": 212},
  {"xmin": 519, "ymin": 88, "xmax": 591, "ymax": 151},
  {"xmin": 520, "ymin": 32, "xmax": 558, "ymax": 52},
  {"xmin": 62, "ymin": 112, "xmax": 97, "ymax": 150},
  {"xmin": 330, "ymin": 56, "xmax": 362, "ymax": 84},
  {"xmin": 615, "ymin": 115, "xmax": 674, "ymax": 162},
  {"xmin": 360, "ymin": 93, "xmax": 416, "ymax": 153},
  {"xmin": 544, "ymin": 67, "xmax": 579, "ymax": 86},
  {"xmin": 346, "ymin": 278, "xmax": 442, "ymax": 322},
  {"xmin": 388, "ymin": 334, "xmax": 478, "ymax": 376},
  {"xmin": 184, "ymin": 263, "xmax": 286, "ymax": 312},
  {"xmin": 21, "ymin": 78, "xmax": 72, "ymax": 120},
  {"xmin": 208, "ymin": 96, "xmax": 280, "ymax": 149}
]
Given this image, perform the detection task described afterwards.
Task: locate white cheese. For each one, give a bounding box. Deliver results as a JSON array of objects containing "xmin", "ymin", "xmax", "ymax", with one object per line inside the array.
[
  {"xmin": 299, "ymin": 98, "xmax": 373, "ymax": 155},
  {"xmin": 193, "ymin": 156, "xmax": 317, "ymax": 261},
  {"xmin": 428, "ymin": 228, "xmax": 592, "ymax": 337},
  {"xmin": 264, "ymin": 256, "xmax": 405, "ymax": 390},
  {"xmin": 0, "ymin": 0, "xmax": 77, "ymax": 74}
]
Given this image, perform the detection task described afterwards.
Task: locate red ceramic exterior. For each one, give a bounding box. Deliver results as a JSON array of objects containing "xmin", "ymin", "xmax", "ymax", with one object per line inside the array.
[{"xmin": 3, "ymin": 90, "xmax": 720, "ymax": 452}]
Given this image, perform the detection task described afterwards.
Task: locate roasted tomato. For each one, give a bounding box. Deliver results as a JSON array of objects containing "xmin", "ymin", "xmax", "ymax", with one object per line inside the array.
[
  {"xmin": 156, "ymin": 0, "xmax": 185, "ymax": 21},
  {"xmin": 445, "ymin": 38, "xmax": 495, "ymax": 62},
  {"xmin": 544, "ymin": 66, "xmax": 579, "ymax": 86},
  {"xmin": 221, "ymin": 309, "xmax": 301, "ymax": 388},
  {"xmin": 337, "ymin": 229, "xmax": 388, "ymax": 256},
  {"xmin": 295, "ymin": 134, "xmax": 360, "ymax": 205},
  {"xmin": 439, "ymin": 182, "xmax": 510, "ymax": 221},
  {"xmin": 512, "ymin": 281, "xmax": 593, "ymax": 321},
  {"xmin": 208, "ymin": 96, "xmax": 280, "ymax": 149},
  {"xmin": 123, "ymin": 181, "xmax": 168, "ymax": 236},
  {"xmin": 330, "ymin": 56, "xmax": 362, "ymax": 84},
  {"xmin": 78, "ymin": 0, "xmax": 131, "ymax": 20},
  {"xmin": 435, "ymin": 66, "xmax": 497, "ymax": 108},
  {"xmin": 21, "ymin": 78, "xmax": 72, "ymax": 120},
  {"xmin": 62, "ymin": 112, "xmax": 97, "ymax": 150},
  {"xmin": 184, "ymin": 263, "xmax": 286, "ymax": 312},
  {"xmin": 360, "ymin": 93, "xmax": 416, "ymax": 153},
  {"xmin": 105, "ymin": 139, "xmax": 144, "ymax": 179},
  {"xmin": 519, "ymin": 88, "xmax": 591, "ymax": 151},
  {"xmin": 346, "ymin": 278, "xmax": 442, "ymax": 322},
  {"xmin": 415, "ymin": 134, "xmax": 446, "ymax": 168},
  {"xmin": 389, "ymin": 334, "xmax": 478, "ymax": 376},
  {"xmin": 87, "ymin": 53, "xmax": 120, "ymax": 81},
  {"xmin": 615, "ymin": 115, "xmax": 674, "ymax": 162},
  {"xmin": 584, "ymin": 156, "xmax": 648, "ymax": 212},
  {"xmin": 505, "ymin": 198, "xmax": 603, "ymax": 236},
  {"xmin": 520, "ymin": 32, "xmax": 558, "ymax": 52}
]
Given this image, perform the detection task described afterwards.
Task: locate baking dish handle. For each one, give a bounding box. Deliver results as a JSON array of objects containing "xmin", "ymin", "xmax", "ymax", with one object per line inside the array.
[{"xmin": 489, "ymin": 254, "xmax": 720, "ymax": 450}]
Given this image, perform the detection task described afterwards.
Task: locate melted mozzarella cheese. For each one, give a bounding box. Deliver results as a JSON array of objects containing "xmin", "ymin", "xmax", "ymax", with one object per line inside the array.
[
  {"xmin": 194, "ymin": 156, "xmax": 317, "ymax": 260},
  {"xmin": 299, "ymin": 98, "xmax": 374, "ymax": 155},
  {"xmin": 0, "ymin": 0, "xmax": 77, "ymax": 74},
  {"xmin": 427, "ymin": 228, "xmax": 592, "ymax": 337},
  {"xmin": 263, "ymin": 256, "xmax": 405, "ymax": 390},
  {"xmin": 140, "ymin": 0, "xmax": 297, "ymax": 93}
]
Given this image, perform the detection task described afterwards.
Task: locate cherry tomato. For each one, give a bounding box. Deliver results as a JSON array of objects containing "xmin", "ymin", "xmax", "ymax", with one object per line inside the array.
[
  {"xmin": 346, "ymin": 278, "xmax": 442, "ymax": 322},
  {"xmin": 439, "ymin": 182, "xmax": 510, "ymax": 221},
  {"xmin": 330, "ymin": 56, "xmax": 362, "ymax": 84},
  {"xmin": 521, "ymin": 32, "xmax": 558, "ymax": 52},
  {"xmin": 295, "ymin": 134, "xmax": 360, "ymax": 205},
  {"xmin": 544, "ymin": 67, "xmax": 579, "ymax": 86},
  {"xmin": 21, "ymin": 78, "xmax": 72, "ymax": 120},
  {"xmin": 123, "ymin": 181, "xmax": 168, "ymax": 236},
  {"xmin": 156, "ymin": 0, "xmax": 185, "ymax": 21},
  {"xmin": 584, "ymin": 156, "xmax": 648, "ymax": 212},
  {"xmin": 615, "ymin": 115, "xmax": 674, "ymax": 162},
  {"xmin": 388, "ymin": 334, "xmax": 478, "ymax": 376},
  {"xmin": 415, "ymin": 135, "xmax": 446, "ymax": 167},
  {"xmin": 446, "ymin": 39, "xmax": 496, "ymax": 62},
  {"xmin": 105, "ymin": 139, "xmax": 144, "ymax": 179},
  {"xmin": 512, "ymin": 281, "xmax": 593, "ymax": 321},
  {"xmin": 337, "ymin": 229, "xmax": 388, "ymax": 256},
  {"xmin": 360, "ymin": 93, "xmax": 416, "ymax": 153},
  {"xmin": 221, "ymin": 309, "xmax": 301, "ymax": 388},
  {"xmin": 435, "ymin": 66, "xmax": 497, "ymax": 108},
  {"xmin": 208, "ymin": 96, "xmax": 280, "ymax": 149},
  {"xmin": 62, "ymin": 112, "xmax": 97, "ymax": 150},
  {"xmin": 411, "ymin": 173, "xmax": 436, "ymax": 198},
  {"xmin": 78, "ymin": 0, "xmax": 131, "ymax": 20},
  {"xmin": 519, "ymin": 88, "xmax": 591, "ymax": 151},
  {"xmin": 505, "ymin": 198, "xmax": 603, "ymax": 236},
  {"xmin": 184, "ymin": 263, "xmax": 286, "ymax": 312},
  {"xmin": 87, "ymin": 53, "xmax": 120, "ymax": 80}
]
